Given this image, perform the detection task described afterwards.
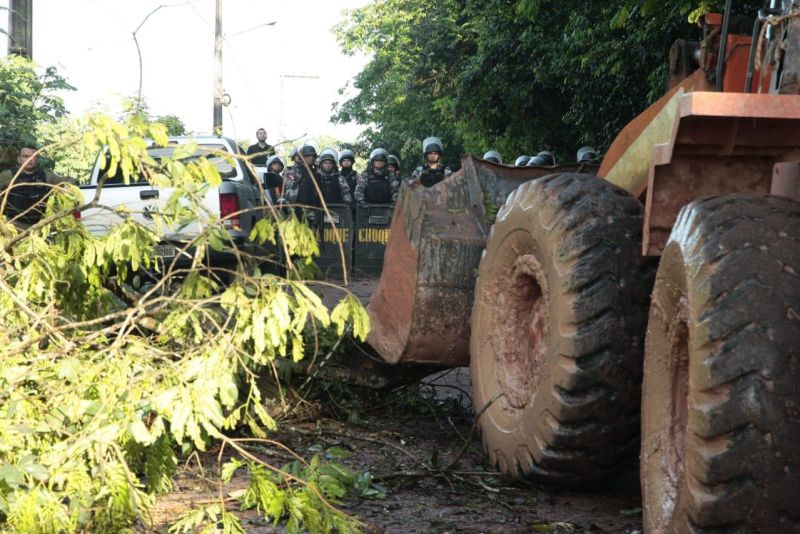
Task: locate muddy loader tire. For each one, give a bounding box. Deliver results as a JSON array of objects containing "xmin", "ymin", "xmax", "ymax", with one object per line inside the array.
[
  {"xmin": 642, "ymin": 195, "xmax": 800, "ymax": 533},
  {"xmin": 470, "ymin": 174, "xmax": 653, "ymax": 485}
]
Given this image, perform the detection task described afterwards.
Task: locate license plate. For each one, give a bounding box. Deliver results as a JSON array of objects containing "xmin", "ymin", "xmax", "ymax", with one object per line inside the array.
[{"xmin": 154, "ymin": 244, "xmax": 176, "ymax": 258}]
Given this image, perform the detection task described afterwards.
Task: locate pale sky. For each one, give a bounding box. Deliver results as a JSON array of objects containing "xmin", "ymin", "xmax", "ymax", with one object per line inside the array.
[{"xmin": 0, "ymin": 0, "xmax": 371, "ymax": 146}]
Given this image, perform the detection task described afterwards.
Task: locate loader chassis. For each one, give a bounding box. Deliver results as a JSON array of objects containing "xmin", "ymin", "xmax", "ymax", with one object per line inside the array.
[{"xmin": 362, "ymin": 5, "xmax": 800, "ymax": 532}]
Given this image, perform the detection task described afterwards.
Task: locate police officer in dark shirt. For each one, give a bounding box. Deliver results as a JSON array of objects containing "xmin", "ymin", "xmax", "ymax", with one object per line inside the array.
[
  {"xmin": 0, "ymin": 145, "xmax": 74, "ymax": 225},
  {"xmin": 246, "ymin": 128, "xmax": 275, "ymax": 166}
]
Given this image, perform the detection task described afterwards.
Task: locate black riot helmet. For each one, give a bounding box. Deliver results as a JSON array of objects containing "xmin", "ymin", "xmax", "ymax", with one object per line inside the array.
[
  {"xmin": 338, "ymin": 149, "xmax": 356, "ymax": 165},
  {"xmin": 369, "ymin": 148, "xmax": 389, "ymax": 163},
  {"xmin": 577, "ymin": 146, "xmax": 598, "ymax": 163},
  {"xmin": 319, "ymin": 148, "xmax": 337, "ymax": 164},
  {"xmin": 299, "ymin": 144, "xmax": 317, "ymax": 158},
  {"xmin": 483, "ymin": 150, "xmax": 502, "ymax": 164},
  {"xmin": 515, "ymin": 155, "xmax": 531, "ymax": 166},
  {"xmin": 387, "ymin": 154, "xmax": 400, "ymax": 168},
  {"xmin": 532, "ymin": 150, "xmax": 555, "ymax": 166},
  {"xmin": 422, "ymin": 136, "xmax": 444, "ymax": 155}
]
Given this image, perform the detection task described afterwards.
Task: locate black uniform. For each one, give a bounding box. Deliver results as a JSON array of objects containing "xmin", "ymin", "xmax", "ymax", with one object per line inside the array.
[
  {"xmin": 355, "ymin": 168, "xmax": 399, "ymax": 204},
  {"xmin": 410, "ymin": 163, "xmax": 452, "ymax": 188},
  {"xmin": 0, "ymin": 167, "xmax": 56, "ymax": 225},
  {"xmin": 246, "ymin": 143, "xmax": 275, "ymax": 166}
]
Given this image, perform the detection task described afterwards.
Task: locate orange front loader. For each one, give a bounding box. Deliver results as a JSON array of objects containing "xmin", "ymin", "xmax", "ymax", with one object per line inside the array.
[{"xmin": 367, "ymin": 4, "xmax": 800, "ymax": 532}]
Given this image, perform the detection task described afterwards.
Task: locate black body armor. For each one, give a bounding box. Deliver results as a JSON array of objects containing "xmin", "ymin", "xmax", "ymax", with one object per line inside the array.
[
  {"xmin": 319, "ymin": 174, "xmax": 343, "ymax": 204},
  {"xmin": 365, "ymin": 174, "xmax": 392, "ymax": 204},
  {"xmin": 420, "ymin": 166, "xmax": 446, "ymax": 188}
]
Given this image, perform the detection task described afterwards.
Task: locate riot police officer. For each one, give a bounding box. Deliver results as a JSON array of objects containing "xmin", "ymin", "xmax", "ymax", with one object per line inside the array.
[
  {"xmin": 387, "ymin": 154, "xmax": 401, "ymax": 181},
  {"xmin": 284, "ymin": 144, "xmax": 322, "ymax": 221},
  {"xmin": 355, "ymin": 148, "xmax": 400, "ymax": 206},
  {"xmin": 287, "ymin": 146, "xmax": 301, "ymax": 172},
  {"xmin": 410, "ymin": 137, "xmax": 452, "ymax": 187},
  {"xmin": 263, "ymin": 155, "xmax": 285, "ymax": 204},
  {"xmin": 577, "ymin": 146, "xmax": 598, "ymax": 163},
  {"xmin": 528, "ymin": 151, "xmax": 556, "ymax": 167},
  {"xmin": 483, "ymin": 150, "xmax": 502, "ymax": 164},
  {"xmin": 318, "ymin": 148, "xmax": 353, "ymax": 206},
  {"xmin": 338, "ymin": 149, "xmax": 359, "ymax": 194}
]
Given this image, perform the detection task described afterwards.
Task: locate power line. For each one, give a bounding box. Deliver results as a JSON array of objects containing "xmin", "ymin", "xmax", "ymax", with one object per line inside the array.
[{"xmin": 230, "ymin": 20, "xmax": 276, "ymax": 37}]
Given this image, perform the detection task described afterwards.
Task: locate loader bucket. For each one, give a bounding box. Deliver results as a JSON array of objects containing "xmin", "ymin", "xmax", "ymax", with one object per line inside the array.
[{"xmin": 366, "ymin": 156, "xmax": 599, "ymax": 366}]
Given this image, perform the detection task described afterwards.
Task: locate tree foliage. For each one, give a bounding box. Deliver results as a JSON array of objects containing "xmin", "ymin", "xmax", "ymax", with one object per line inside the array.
[
  {"xmin": 36, "ymin": 116, "xmax": 96, "ymax": 182},
  {"xmin": 334, "ymin": 0, "xmax": 761, "ymax": 165},
  {"xmin": 154, "ymin": 114, "xmax": 187, "ymax": 137},
  {"xmin": 0, "ymin": 114, "xmax": 370, "ymax": 533},
  {"xmin": 0, "ymin": 56, "xmax": 74, "ymax": 150}
]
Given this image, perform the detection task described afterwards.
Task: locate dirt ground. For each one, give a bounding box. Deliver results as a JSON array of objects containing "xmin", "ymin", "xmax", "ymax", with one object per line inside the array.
[{"xmin": 152, "ymin": 367, "xmax": 644, "ymax": 533}]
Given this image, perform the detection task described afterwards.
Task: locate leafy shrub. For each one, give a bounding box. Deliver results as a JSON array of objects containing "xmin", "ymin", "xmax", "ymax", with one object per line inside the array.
[{"xmin": 0, "ymin": 114, "xmax": 369, "ymax": 532}]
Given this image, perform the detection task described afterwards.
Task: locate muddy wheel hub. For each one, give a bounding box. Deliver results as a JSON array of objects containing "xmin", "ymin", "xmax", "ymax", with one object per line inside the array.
[
  {"xmin": 491, "ymin": 253, "xmax": 549, "ymax": 410},
  {"xmin": 665, "ymin": 314, "xmax": 690, "ymax": 517}
]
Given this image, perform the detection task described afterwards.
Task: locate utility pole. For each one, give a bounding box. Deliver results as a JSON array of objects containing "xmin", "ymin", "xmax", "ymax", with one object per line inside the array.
[
  {"xmin": 8, "ymin": 0, "xmax": 33, "ymax": 58},
  {"xmin": 213, "ymin": 0, "xmax": 223, "ymax": 134}
]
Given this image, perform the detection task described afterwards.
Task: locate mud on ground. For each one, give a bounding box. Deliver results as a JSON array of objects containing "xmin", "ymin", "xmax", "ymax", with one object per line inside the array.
[{"xmin": 152, "ymin": 367, "xmax": 643, "ymax": 533}]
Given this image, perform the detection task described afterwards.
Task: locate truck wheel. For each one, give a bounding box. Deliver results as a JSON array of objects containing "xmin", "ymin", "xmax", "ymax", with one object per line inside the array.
[
  {"xmin": 642, "ymin": 195, "xmax": 800, "ymax": 532},
  {"xmin": 470, "ymin": 174, "xmax": 653, "ymax": 484}
]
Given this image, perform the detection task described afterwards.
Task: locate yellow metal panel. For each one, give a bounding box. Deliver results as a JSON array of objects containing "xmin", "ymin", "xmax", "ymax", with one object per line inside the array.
[{"xmin": 603, "ymin": 89, "xmax": 684, "ymax": 196}]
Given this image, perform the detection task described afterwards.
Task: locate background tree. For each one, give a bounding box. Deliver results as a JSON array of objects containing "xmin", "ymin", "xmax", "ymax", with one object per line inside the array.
[
  {"xmin": 0, "ymin": 115, "xmax": 371, "ymax": 533},
  {"xmin": 334, "ymin": 0, "xmax": 761, "ymax": 165},
  {"xmin": 154, "ymin": 114, "xmax": 187, "ymax": 136},
  {"xmin": 0, "ymin": 55, "xmax": 74, "ymax": 167},
  {"xmin": 36, "ymin": 116, "xmax": 95, "ymax": 182}
]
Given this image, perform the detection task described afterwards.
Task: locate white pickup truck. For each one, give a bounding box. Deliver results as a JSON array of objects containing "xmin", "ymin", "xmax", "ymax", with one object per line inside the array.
[{"xmin": 78, "ymin": 135, "xmax": 271, "ymax": 278}]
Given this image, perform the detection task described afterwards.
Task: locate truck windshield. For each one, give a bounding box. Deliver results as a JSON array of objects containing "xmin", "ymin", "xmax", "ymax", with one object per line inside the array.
[{"xmin": 101, "ymin": 144, "xmax": 236, "ymax": 185}]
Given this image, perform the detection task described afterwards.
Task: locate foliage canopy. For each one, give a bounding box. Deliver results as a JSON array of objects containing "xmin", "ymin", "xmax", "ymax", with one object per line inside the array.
[
  {"xmin": 0, "ymin": 55, "xmax": 74, "ymax": 151},
  {"xmin": 0, "ymin": 112, "xmax": 371, "ymax": 532},
  {"xmin": 334, "ymin": 0, "xmax": 761, "ymax": 166}
]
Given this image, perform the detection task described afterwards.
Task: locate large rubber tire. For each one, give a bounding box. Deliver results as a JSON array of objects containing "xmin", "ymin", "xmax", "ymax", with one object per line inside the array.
[
  {"xmin": 470, "ymin": 174, "xmax": 654, "ymax": 485},
  {"xmin": 642, "ymin": 195, "xmax": 800, "ymax": 533}
]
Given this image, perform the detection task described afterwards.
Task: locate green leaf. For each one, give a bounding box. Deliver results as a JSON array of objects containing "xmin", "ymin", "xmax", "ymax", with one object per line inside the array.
[
  {"xmin": 325, "ymin": 447, "xmax": 351, "ymax": 460},
  {"xmin": 130, "ymin": 419, "xmax": 155, "ymax": 445},
  {"xmin": 208, "ymin": 230, "xmax": 225, "ymax": 252},
  {"xmin": 221, "ymin": 459, "xmax": 245, "ymax": 483},
  {"xmin": 21, "ymin": 462, "xmax": 49, "ymax": 482},
  {"xmin": 90, "ymin": 423, "xmax": 120, "ymax": 444},
  {"xmin": 0, "ymin": 464, "xmax": 23, "ymax": 488}
]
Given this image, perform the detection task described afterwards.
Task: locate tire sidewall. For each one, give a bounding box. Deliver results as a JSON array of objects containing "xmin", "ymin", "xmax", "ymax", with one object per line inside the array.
[
  {"xmin": 641, "ymin": 241, "xmax": 692, "ymax": 533},
  {"xmin": 470, "ymin": 181, "xmax": 564, "ymax": 475}
]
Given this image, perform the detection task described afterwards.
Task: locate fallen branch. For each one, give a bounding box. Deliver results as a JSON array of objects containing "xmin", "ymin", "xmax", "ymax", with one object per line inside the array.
[
  {"xmin": 443, "ymin": 392, "xmax": 502, "ymax": 471},
  {"xmin": 373, "ymin": 469, "xmax": 503, "ymax": 481},
  {"xmin": 288, "ymin": 425, "xmax": 419, "ymax": 461}
]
